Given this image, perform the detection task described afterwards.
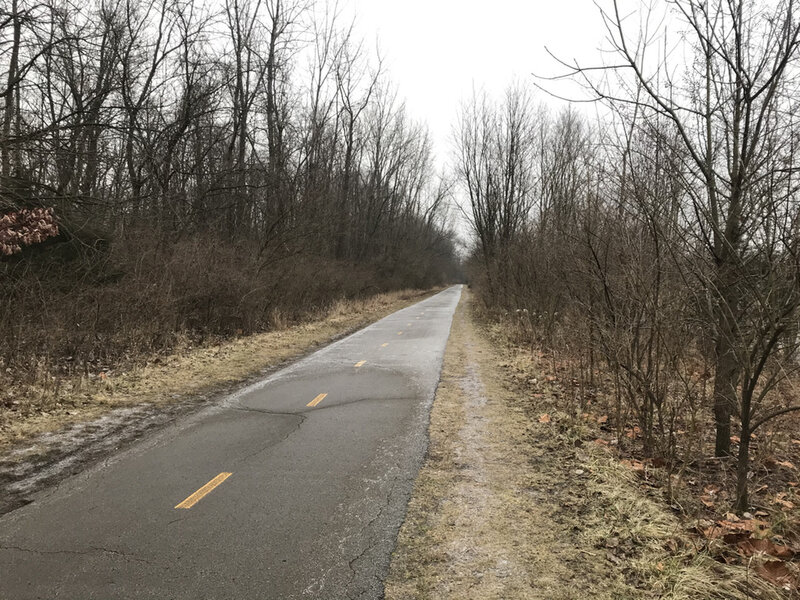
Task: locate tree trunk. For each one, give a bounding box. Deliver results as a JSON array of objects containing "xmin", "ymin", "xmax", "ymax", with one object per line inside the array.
[
  {"xmin": 735, "ymin": 407, "xmax": 751, "ymax": 513},
  {"xmin": 712, "ymin": 259, "xmax": 740, "ymax": 457},
  {"xmin": 713, "ymin": 334, "xmax": 737, "ymax": 457},
  {"xmin": 2, "ymin": 0, "xmax": 21, "ymax": 177}
]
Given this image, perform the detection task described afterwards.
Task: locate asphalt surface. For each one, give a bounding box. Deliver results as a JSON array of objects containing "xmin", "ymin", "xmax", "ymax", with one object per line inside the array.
[{"xmin": 0, "ymin": 285, "xmax": 463, "ymax": 599}]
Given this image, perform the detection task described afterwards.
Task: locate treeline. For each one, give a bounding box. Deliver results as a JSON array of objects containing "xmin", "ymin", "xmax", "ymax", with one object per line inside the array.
[
  {"xmin": 458, "ymin": 0, "xmax": 800, "ymax": 512},
  {"xmin": 0, "ymin": 0, "xmax": 460, "ymax": 371}
]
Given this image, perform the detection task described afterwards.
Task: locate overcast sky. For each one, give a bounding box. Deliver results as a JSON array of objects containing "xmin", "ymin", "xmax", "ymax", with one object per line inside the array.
[{"xmin": 348, "ymin": 0, "xmax": 609, "ymax": 168}]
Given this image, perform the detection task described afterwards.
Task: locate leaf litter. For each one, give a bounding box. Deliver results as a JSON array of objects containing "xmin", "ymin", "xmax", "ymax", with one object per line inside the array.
[{"xmin": 386, "ymin": 291, "xmax": 791, "ymax": 599}]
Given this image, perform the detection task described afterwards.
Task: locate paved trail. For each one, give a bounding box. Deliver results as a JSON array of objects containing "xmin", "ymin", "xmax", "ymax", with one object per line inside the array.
[{"xmin": 0, "ymin": 286, "xmax": 462, "ymax": 599}]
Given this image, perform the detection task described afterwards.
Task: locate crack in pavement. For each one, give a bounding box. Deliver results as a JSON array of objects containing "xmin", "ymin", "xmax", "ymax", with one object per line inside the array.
[
  {"xmin": 233, "ymin": 413, "xmax": 307, "ymax": 466},
  {"xmin": 345, "ymin": 472, "xmax": 409, "ymax": 599}
]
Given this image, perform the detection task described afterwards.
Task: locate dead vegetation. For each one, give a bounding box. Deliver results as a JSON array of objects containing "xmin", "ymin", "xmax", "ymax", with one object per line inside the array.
[
  {"xmin": 0, "ymin": 0, "xmax": 461, "ymax": 459},
  {"xmin": 387, "ymin": 292, "xmax": 794, "ymax": 599},
  {"xmin": 487, "ymin": 312, "xmax": 800, "ymax": 598},
  {"xmin": 456, "ymin": 0, "xmax": 800, "ymax": 522},
  {"xmin": 0, "ymin": 288, "xmax": 436, "ymax": 454}
]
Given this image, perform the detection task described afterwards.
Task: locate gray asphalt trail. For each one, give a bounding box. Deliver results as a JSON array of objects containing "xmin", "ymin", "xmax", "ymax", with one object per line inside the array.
[{"xmin": 0, "ymin": 285, "xmax": 462, "ymax": 599}]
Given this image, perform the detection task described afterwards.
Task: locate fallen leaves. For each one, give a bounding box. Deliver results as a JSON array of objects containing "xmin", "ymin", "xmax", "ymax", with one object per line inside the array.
[
  {"xmin": 620, "ymin": 458, "xmax": 646, "ymax": 474},
  {"xmin": 737, "ymin": 537, "xmax": 795, "ymax": 560},
  {"xmin": 538, "ymin": 413, "xmax": 551, "ymax": 424},
  {"xmin": 757, "ymin": 560, "xmax": 796, "ymax": 589},
  {"xmin": 691, "ymin": 515, "xmax": 770, "ymax": 539},
  {"xmin": 688, "ymin": 515, "xmax": 800, "ymax": 588},
  {"xmin": 700, "ymin": 495, "xmax": 716, "ymax": 508},
  {"xmin": 773, "ymin": 492, "xmax": 796, "ymax": 510}
]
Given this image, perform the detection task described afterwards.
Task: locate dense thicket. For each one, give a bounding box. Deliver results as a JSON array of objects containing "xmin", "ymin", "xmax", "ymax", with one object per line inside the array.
[
  {"xmin": 458, "ymin": 0, "xmax": 800, "ymax": 512},
  {"xmin": 0, "ymin": 0, "xmax": 460, "ymax": 370}
]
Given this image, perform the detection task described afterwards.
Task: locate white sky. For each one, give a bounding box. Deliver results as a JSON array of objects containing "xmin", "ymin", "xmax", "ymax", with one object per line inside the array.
[{"xmin": 348, "ymin": 0, "xmax": 609, "ymax": 168}]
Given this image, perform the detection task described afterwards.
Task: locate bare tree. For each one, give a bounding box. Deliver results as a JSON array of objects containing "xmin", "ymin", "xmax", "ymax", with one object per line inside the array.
[{"xmin": 455, "ymin": 83, "xmax": 538, "ymax": 302}]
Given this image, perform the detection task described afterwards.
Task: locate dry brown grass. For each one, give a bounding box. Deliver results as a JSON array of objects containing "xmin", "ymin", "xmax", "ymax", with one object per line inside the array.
[
  {"xmin": 0, "ymin": 288, "xmax": 437, "ymax": 455},
  {"xmin": 385, "ymin": 291, "xmax": 790, "ymax": 599}
]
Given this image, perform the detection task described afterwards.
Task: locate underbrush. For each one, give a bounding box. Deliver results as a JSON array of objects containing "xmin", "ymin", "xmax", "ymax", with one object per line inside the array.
[
  {"xmin": 1, "ymin": 228, "xmax": 444, "ymax": 376},
  {"xmin": 0, "ymin": 283, "xmax": 434, "ymax": 453},
  {"xmin": 481, "ymin": 312, "xmax": 799, "ymax": 598},
  {"xmin": 0, "ymin": 228, "xmax": 447, "ymax": 443}
]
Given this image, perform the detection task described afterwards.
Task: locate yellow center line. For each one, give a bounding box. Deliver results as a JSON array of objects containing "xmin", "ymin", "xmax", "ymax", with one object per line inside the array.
[
  {"xmin": 175, "ymin": 472, "xmax": 232, "ymax": 509},
  {"xmin": 307, "ymin": 392, "xmax": 328, "ymax": 407},
  {"xmin": 381, "ymin": 343, "xmax": 389, "ymax": 347},
  {"xmin": 354, "ymin": 360, "xmax": 366, "ymax": 368}
]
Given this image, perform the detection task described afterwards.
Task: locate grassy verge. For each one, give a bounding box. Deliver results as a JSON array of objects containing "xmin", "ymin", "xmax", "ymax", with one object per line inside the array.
[
  {"xmin": 0, "ymin": 288, "xmax": 438, "ymax": 455},
  {"xmin": 385, "ymin": 290, "xmax": 788, "ymax": 599}
]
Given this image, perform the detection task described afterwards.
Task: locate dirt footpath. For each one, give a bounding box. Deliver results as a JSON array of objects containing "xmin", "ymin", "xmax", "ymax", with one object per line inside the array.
[{"xmin": 385, "ymin": 293, "xmax": 784, "ymax": 600}]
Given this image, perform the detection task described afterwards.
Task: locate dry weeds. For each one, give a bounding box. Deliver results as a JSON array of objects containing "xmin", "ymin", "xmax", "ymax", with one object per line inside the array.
[
  {"xmin": 385, "ymin": 291, "xmax": 790, "ymax": 599},
  {"xmin": 0, "ymin": 288, "xmax": 436, "ymax": 455}
]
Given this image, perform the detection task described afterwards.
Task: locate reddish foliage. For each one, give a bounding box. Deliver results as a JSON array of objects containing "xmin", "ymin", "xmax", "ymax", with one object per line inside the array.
[{"xmin": 0, "ymin": 208, "xmax": 59, "ymax": 256}]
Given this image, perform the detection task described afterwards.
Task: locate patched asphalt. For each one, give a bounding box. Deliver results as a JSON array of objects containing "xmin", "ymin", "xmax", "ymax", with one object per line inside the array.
[{"xmin": 0, "ymin": 285, "xmax": 462, "ymax": 599}]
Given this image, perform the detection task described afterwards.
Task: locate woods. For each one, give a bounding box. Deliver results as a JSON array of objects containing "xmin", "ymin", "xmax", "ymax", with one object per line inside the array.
[
  {"xmin": 458, "ymin": 0, "xmax": 800, "ymax": 513},
  {"xmin": 4, "ymin": 0, "xmax": 800, "ymax": 552},
  {"xmin": 0, "ymin": 0, "xmax": 459, "ymax": 375}
]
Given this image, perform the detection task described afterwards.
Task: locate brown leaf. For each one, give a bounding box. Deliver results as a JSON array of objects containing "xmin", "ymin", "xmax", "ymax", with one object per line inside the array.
[
  {"xmin": 594, "ymin": 438, "xmax": 610, "ymax": 446},
  {"xmin": 538, "ymin": 413, "xmax": 551, "ymax": 424},
  {"xmin": 716, "ymin": 518, "xmax": 769, "ymax": 534},
  {"xmin": 597, "ymin": 415, "xmax": 609, "ymax": 424},
  {"xmin": 620, "ymin": 459, "xmax": 646, "ymax": 473},
  {"xmin": 723, "ymin": 532, "xmax": 751, "ymax": 545},
  {"xmin": 738, "ymin": 537, "xmax": 795, "ymax": 559},
  {"xmin": 724, "ymin": 512, "xmax": 741, "ymax": 522},
  {"xmin": 700, "ymin": 495, "xmax": 716, "ymax": 508},
  {"xmin": 773, "ymin": 493, "xmax": 795, "ymax": 510},
  {"xmin": 777, "ymin": 460, "xmax": 796, "ymax": 469},
  {"xmin": 756, "ymin": 560, "xmax": 796, "ymax": 588}
]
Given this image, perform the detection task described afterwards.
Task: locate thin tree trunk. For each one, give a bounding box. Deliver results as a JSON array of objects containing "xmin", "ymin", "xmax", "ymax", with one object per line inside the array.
[{"xmin": 2, "ymin": 0, "xmax": 21, "ymax": 177}]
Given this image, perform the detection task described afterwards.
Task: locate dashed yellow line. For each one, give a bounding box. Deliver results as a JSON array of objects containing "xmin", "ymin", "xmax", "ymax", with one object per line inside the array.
[
  {"xmin": 307, "ymin": 393, "xmax": 328, "ymax": 408},
  {"xmin": 381, "ymin": 343, "xmax": 389, "ymax": 348},
  {"xmin": 354, "ymin": 360, "xmax": 366, "ymax": 368},
  {"xmin": 175, "ymin": 472, "xmax": 232, "ymax": 509}
]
